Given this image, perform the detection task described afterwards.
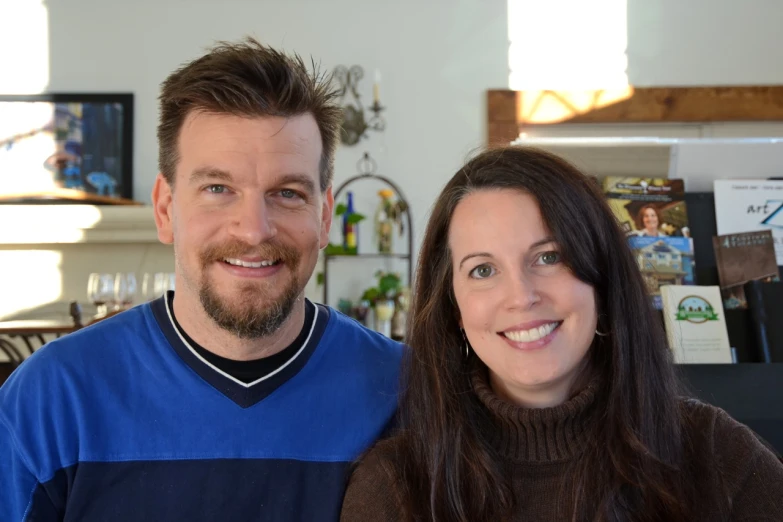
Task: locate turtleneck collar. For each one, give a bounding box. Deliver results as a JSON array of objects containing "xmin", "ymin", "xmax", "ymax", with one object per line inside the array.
[{"xmin": 471, "ymin": 367, "xmax": 600, "ymax": 463}]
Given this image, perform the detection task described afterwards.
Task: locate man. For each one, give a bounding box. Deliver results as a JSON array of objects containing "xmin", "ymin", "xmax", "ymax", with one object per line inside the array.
[{"xmin": 0, "ymin": 38, "xmax": 403, "ymax": 521}]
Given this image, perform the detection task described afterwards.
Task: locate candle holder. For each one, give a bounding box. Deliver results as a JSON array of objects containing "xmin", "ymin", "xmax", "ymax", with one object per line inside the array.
[{"xmin": 332, "ymin": 65, "xmax": 385, "ymax": 145}]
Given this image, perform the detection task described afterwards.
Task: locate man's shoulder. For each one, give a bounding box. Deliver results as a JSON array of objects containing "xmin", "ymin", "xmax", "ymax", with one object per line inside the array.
[
  {"xmin": 0, "ymin": 305, "xmax": 154, "ymax": 397},
  {"xmin": 322, "ymin": 307, "xmax": 407, "ymax": 359}
]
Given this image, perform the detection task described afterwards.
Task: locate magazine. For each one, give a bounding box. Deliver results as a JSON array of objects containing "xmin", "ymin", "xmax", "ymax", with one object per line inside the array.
[
  {"xmin": 628, "ymin": 236, "xmax": 695, "ymax": 309},
  {"xmin": 604, "ymin": 177, "xmax": 689, "ymax": 238}
]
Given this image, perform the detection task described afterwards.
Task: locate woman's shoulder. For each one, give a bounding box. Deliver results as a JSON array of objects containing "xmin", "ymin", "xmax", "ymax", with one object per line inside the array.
[
  {"xmin": 351, "ymin": 437, "xmax": 405, "ymax": 483},
  {"xmin": 679, "ymin": 397, "xmax": 780, "ymax": 457},
  {"xmin": 340, "ymin": 437, "xmax": 406, "ymax": 522},
  {"xmin": 678, "ymin": 398, "xmax": 783, "ymax": 498},
  {"xmin": 679, "ymin": 398, "xmax": 783, "ymax": 516}
]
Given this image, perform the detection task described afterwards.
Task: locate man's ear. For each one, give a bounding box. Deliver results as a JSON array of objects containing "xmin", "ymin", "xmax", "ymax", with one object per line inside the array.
[
  {"xmin": 152, "ymin": 173, "xmax": 174, "ymax": 245},
  {"xmin": 319, "ymin": 186, "xmax": 334, "ymax": 249}
]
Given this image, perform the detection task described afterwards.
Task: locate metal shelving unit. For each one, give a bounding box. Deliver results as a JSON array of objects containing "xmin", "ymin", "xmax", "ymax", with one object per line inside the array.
[{"xmin": 322, "ymin": 153, "xmax": 413, "ymax": 305}]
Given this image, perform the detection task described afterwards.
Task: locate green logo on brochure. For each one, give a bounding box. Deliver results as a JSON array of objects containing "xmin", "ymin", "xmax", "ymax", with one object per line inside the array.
[{"xmin": 675, "ymin": 296, "xmax": 719, "ymax": 324}]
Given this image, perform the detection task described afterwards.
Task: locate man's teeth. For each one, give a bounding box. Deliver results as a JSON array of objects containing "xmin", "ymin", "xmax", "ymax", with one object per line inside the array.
[
  {"xmin": 503, "ymin": 322, "xmax": 559, "ymax": 343},
  {"xmin": 223, "ymin": 258, "xmax": 278, "ymax": 268}
]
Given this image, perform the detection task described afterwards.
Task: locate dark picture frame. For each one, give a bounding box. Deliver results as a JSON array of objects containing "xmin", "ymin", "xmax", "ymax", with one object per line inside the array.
[{"xmin": 0, "ymin": 92, "xmax": 134, "ymax": 203}]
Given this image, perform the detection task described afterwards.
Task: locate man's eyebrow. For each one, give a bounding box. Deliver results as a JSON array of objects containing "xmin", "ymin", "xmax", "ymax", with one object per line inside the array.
[
  {"xmin": 277, "ymin": 173, "xmax": 317, "ymax": 195},
  {"xmin": 190, "ymin": 167, "xmax": 234, "ymax": 184},
  {"xmin": 188, "ymin": 168, "xmax": 318, "ymax": 195}
]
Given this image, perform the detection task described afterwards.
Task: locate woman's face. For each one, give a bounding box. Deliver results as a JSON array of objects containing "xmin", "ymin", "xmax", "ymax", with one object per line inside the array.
[
  {"xmin": 642, "ymin": 208, "xmax": 659, "ymax": 232},
  {"xmin": 449, "ymin": 189, "xmax": 598, "ymax": 408}
]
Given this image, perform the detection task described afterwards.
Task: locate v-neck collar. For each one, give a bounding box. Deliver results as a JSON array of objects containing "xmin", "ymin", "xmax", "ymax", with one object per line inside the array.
[{"xmin": 150, "ymin": 292, "xmax": 329, "ymax": 408}]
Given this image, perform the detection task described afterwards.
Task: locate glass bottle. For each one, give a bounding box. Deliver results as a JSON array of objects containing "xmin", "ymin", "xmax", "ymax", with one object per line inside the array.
[
  {"xmin": 374, "ymin": 189, "xmax": 394, "ymax": 254},
  {"xmin": 343, "ymin": 191, "xmax": 358, "ymax": 254}
]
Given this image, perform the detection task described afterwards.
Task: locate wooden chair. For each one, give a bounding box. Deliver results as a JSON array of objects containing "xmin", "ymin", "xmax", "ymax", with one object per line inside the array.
[
  {"xmin": 0, "ymin": 337, "xmax": 25, "ymax": 386},
  {"xmin": 0, "ymin": 301, "xmax": 84, "ymax": 356}
]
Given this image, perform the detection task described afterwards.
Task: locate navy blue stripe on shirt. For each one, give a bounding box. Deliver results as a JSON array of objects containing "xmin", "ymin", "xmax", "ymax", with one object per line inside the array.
[{"xmin": 33, "ymin": 459, "xmax": 348, "ymax": 522}]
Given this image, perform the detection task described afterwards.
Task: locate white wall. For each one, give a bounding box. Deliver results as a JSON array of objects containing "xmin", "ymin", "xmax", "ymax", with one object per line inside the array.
[
  {"xmin": 508, "ymin": 0, "xmax": 783, "ymax": 91},
  {"xmin": 627, "ymin": 0, "xmax": 783, "ymax": 86}
]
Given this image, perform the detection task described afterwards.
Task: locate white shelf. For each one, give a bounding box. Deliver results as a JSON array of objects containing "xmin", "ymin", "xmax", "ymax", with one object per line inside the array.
[
  {"xmin": 512, "ymin": 136, "xmax": 783, "ymax": 146},
  {"xmin": 0, "ymin": 205, "xmax": 158, "ymax": 245},
  {"xmin": 511, "ymin": 135, "xmax": 783, "ymax": 188}
]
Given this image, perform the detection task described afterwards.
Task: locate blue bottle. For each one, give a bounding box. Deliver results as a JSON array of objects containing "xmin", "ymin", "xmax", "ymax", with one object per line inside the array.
[{"xmin": 343, "ymin": 191, "xmax": 358, "ymax": 254}]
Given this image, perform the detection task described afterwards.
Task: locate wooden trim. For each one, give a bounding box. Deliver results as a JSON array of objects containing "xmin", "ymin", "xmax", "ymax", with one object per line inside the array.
[{"xmin": 488, "ymin": 86, "xmax": 783, "ymax": 144}]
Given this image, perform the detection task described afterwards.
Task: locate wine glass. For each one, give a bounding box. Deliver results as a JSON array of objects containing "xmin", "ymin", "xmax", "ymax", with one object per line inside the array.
[
  {"xmin": 141, "ymin": 273, "xmax": 156, "ymax": 301},
  {"xmin": 156, "ymin": 272, "xmax": 176, "ymax": 295},
  {"xmin": 113, "ymin": 273, "xmax": 138, "ymax": 310},
  {"xmin": 87, "ymin": 273, "xmax": 114, "ymax": 316},
  {"xmin": 140, "ymin": 272, "xmax": 175, "ymax": 300}
]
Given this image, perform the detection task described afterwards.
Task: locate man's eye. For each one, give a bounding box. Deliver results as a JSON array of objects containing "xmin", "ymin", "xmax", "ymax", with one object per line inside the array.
[
  {"xmin": 206, "ymin": 185, "xmax": 227, "ymax": 194},
  {"xmin": 280, "ymin": 189, "xmax": 301, "ymax": 199}
]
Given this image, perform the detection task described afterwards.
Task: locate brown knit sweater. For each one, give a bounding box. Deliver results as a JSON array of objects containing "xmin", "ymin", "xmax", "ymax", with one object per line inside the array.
[{"xmin": 341, "ymin": 371, "xmax": 783, "ymax": 521}]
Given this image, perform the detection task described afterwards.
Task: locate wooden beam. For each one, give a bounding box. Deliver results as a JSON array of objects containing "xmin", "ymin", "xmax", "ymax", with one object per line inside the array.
[{"xmin": 488, "ymin": 86, "xmax": 783, "ymax": 144}]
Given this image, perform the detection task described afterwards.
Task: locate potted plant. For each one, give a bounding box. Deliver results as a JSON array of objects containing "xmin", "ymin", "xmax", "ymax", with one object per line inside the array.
[{"xmin": 360, "ymin": 271, "xmax": 403, "ymax": 338}]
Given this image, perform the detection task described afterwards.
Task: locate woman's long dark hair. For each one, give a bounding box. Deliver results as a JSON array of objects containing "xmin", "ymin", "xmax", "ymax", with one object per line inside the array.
[{"xmin": 394, "ymin": 146, "xmax": 693, "ymax": 521}]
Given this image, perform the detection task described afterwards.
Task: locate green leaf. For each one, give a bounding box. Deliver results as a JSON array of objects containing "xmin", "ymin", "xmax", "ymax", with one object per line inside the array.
[
  {"xmin": 324, "ymin": 243, "xmax": 347, "ymax": 255},
  {"xmin": 378, "ymin": 273, "xmax": 401, "ymax": 296},
  {"xmin": 361, "ymin": 287, "xmax": 380, "ymax": 303},
  {"xmin": 335, "ymin": 203, "xmax": 347, "ymax": 216},
  {"xmin": 346, "ymin": 212, "xmax": 366, "ymax": 224}
]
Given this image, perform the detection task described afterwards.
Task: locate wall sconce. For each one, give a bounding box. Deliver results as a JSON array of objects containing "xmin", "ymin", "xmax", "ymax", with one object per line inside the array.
[{"xmin": 333, "ymin": 65, "xmax": 385, "ymax": 146}]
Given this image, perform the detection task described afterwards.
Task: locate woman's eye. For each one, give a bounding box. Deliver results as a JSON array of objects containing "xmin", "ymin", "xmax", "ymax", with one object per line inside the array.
[
  {"xmin": 538, "ymin": 251, "xmax": 561, "ymax": 265},
  {"xmin": 469, "ymin": 264, "xmax": 495, "ymax": 279}
]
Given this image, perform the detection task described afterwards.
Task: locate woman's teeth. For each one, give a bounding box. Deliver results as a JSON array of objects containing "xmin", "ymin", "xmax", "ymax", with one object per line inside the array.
[{"xmin": 503, "ymin": 322, "xmax": 559, "ymax": 343}]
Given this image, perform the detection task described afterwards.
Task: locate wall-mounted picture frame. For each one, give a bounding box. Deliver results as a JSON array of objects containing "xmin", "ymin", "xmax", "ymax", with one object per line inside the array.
[{"xmin": 0, "ymin": 92, "xmax": 134, "ymax": 204}]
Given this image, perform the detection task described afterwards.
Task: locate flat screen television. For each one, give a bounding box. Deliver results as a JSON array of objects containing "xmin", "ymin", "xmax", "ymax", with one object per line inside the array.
[{"xmin": 0, "ymin": 93, "xmax": 134, "ymax": 203}]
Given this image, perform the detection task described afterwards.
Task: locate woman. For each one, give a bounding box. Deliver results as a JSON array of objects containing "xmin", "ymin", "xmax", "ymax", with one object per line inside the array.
[
  {"xmin": 635, "ymin": 204, "xmax": 666, "ymax": 237},
  {"xmin": 341, "ymin": 147, "xmax": 783, "ymax": 522}
]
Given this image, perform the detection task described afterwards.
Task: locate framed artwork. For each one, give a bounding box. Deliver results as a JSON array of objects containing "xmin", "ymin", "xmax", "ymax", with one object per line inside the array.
[{"xmin": 0, "ymin": 93, "xmax": 134, "ymax": 204}]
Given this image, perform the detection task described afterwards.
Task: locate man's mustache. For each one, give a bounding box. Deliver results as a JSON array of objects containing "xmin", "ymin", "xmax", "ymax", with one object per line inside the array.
[{"xmin": 199, "ymin": 240, "xmax": 300, "ymax": 266}]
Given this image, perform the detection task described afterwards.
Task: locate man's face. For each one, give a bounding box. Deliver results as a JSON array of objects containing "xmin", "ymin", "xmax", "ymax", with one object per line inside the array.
[{"xmin": 153, "ymin": 111, "xmax": 332, "ymax": 338}]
